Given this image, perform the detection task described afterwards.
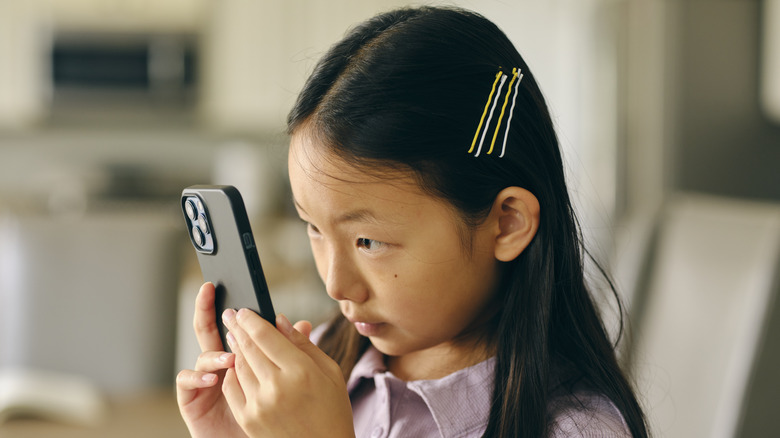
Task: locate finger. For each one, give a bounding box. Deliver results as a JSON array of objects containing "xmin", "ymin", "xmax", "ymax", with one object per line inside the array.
[
  {"xmin": 276, "ymin": 314, "xmax": 343, "ymax": 383},
  {"xmin": 293, "ymin": 319, "xmax": 313, "ymax": 339},
  {"xmin": 194, "ymin": 282, "xmax": 224, "ymax": 352},
  {"xmin": 176, "ymin": 369, "xmax": 219, "ymax": 406},
  {"xmin": 194, "ymin": 351, "xmax": 235, "ymax": 372},
  {"xmin": 226, "ymin": 331, "xmax": 262, "ymax": 388},
  {"xmin": 222, "ymin": 367, "xmax": 246, "ymax": 416},
  {"xmin": 235, "ymin": 309, "xmax": 303, "ymax": 368},
  {"xmin": 224, "ymin": 311, "xmax": 279, "ymax": 381},
  {"xmin": 229, "ymin": 309, "xmax": 309, "ymax": 371}
]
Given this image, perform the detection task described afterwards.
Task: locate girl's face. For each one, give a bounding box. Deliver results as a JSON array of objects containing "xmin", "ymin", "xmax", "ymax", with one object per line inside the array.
[{"xmin": 288, "ymin": 131, "xmax": 502, "ymax": 377}]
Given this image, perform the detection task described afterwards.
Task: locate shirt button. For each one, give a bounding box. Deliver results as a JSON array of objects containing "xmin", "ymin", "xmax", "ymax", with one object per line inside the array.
[{"xmin": 371, "ymin": 427, "xmax": 384, "ymax": 438}]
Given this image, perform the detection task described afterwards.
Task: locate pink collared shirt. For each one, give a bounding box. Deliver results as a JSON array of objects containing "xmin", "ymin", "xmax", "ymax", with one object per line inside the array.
[
  {"xmin": 348, "ymin": 346, "xmax": 494, "ymax": 437},
  {"xmin": 344, "ymin": 344, "xmax": 631, "ymax": 438}
]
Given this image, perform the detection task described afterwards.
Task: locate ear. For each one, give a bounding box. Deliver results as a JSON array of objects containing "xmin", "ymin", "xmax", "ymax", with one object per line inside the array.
[{"xmin": 490, "ymin": 187, "xmax": 540, "ymax": 262}]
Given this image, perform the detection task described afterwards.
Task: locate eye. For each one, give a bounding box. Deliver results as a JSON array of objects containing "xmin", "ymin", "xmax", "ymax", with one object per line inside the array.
[
  {"xmin": 304, "ymin": 221, "xmax": 320, "ymax": 235},
  {"xmin": 356, "ymin": 237, "xmax": 385, "ymax": 252}
]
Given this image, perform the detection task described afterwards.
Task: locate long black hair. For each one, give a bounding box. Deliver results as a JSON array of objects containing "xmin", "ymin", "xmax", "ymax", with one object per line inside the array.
[{"xmin": 287, "ymin": 6, "xmax": 647, "ymax": 437}]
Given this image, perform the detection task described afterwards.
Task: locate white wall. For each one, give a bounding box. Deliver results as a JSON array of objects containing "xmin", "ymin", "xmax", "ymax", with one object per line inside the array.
[
  {"xmin": 0, "ymin": 1, "xmax": 50, "ymax": 128},
  {"xmin": 200, "ymin": 0, "xmax": 411, "ymax": 132}
]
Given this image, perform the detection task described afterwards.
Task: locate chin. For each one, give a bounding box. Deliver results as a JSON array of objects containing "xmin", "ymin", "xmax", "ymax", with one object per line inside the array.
[{"xmin": 367, "ymin": 336, "xmax": 428, "ymax": 358}]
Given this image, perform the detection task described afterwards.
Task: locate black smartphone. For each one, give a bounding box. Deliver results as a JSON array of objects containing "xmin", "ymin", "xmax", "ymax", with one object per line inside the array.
[{"xmin": 181, "ymin": 185, "xmax": 276, "ymax": 350}]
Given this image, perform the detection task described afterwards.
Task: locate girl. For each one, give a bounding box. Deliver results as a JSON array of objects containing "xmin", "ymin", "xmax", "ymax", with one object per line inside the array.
[{"xmin": 177, "ymin": 6, "xmax": 648, "ymax": 438}]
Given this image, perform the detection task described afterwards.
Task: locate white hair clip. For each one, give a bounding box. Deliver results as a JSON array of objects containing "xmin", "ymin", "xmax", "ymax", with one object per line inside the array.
[{"xmin": 467, "ymin": 68, "xmax": 524, "ymax": 158}]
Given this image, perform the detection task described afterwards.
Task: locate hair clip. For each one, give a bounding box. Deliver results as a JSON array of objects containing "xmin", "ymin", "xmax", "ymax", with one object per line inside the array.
[{"xmin": 468, "ymin": 68, "xmax": 524, "ymax": 158}]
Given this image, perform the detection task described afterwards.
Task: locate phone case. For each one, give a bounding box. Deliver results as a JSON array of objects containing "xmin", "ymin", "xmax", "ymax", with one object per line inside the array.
[{"xmin": 181, "ymin": 185, "xmax": 276, "ymax": 350}]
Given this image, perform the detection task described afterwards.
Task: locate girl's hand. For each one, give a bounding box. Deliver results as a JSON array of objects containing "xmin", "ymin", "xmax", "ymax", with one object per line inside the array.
[
  {"xmin": 176, "ymin": 283, "xmax": 247, "ymax": 438},
  {"xmin": 221, "ymin": 308, "xmax": 355, "ymax": 438}
]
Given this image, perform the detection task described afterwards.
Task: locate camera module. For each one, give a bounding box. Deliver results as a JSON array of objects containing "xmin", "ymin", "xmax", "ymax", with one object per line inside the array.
[
  {"xmin": 192, "ymin": 226, "xmax": 205, "ymax": 247},
  {"xmin": 198, "ymin": 214, "xmax": 210, "ymax": 234},
  {"xmin": 185, "ymin": 199, "xmax": 198, "ymax": 221}
]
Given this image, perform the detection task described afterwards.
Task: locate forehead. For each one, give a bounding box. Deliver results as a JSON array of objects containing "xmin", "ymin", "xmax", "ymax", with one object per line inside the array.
[
  {"xmin": 288, "ymin": 131, "xmax": 460, "ymax": 224},
  {"xmin": 288, "ymin": 130, "xmax": 420, "ymax": 197}
]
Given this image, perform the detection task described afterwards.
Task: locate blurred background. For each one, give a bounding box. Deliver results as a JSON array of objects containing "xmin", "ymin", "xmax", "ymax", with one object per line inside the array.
[{"xmin": 0, "ymin": 0, "xmax": 778, "ymax": 436}]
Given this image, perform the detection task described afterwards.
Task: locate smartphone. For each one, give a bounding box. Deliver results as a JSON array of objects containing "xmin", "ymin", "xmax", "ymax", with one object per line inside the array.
[{"xmin": 181, "ymin": 185, "xmax": 276, "ymax": 350}]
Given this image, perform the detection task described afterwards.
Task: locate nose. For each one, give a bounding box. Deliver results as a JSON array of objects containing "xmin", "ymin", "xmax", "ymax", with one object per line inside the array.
[{"xmin": 322, "ymin": 247, "xmax": 368, "ymax": 303}]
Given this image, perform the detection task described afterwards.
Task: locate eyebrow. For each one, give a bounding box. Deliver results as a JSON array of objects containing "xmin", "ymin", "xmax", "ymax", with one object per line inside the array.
[{"xmin": 292, "ymin": 197, "xmax": 380, "ymax": 225}]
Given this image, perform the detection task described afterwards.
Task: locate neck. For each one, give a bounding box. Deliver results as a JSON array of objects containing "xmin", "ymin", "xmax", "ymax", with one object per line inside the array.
[{"xmin": 385, "ymin": 339, "xmax": 495, "ymax": 381}]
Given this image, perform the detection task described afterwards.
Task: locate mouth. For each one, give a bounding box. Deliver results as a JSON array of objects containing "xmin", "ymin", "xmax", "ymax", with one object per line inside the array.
[
  {"xmin": 353, "ymin": 321, "xmax": 386, "ymax": 336},
  {"xmin": 345, "ymin": 315, "xmax": 386, "ymax": 337}
]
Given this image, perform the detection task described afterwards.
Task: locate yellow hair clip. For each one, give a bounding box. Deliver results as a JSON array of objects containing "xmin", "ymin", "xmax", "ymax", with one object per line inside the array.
[
  {"xmin": 468, "ymin": 68, "xmax": 524, "ymax": 158},
  {"xmin": 468, "ymin": 72, "xmax": 503, "ymax": 156}
]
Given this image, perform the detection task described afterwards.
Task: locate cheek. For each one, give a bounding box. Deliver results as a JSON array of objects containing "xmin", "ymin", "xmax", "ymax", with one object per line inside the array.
[
  {"xmin": 309, "ymin": 241, "xmax": 330, "ymax": 281},
  {"xmin": 379, "ymin": 267, "xmax": 446, "ymax": 312},
  {"xmin": 391, "ymin": 257, "xmax": 496, "ymax": 318}
]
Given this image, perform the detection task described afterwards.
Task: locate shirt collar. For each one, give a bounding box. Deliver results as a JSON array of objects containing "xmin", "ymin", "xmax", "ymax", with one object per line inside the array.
[
  {"xmin": 407, "ymin": 356, "xmax": 495, "ymax": 437},
  {"xmin": 346, "ymin": 344, "xmax": 495, "ymax": 437},
  {"xmin": 346, "ymin": 345, "xmax": 386, "ymax": 393}
]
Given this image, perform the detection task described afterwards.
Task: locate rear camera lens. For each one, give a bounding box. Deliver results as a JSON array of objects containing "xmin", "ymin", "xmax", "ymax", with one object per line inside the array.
[
  {"xmin": 192, "ymin": 226, "xmax": 204, "ymax": 247},
  {"xmin": 185, "ymin": 199, "xmax": 197, "ymax": 220},
  {"xmin": 198, "ymin": 214, "xmax": 210, "ymax": 234}
]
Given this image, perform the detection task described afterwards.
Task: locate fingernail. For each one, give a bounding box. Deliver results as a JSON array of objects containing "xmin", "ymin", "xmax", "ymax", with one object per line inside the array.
[
  {"xmin": 202, "ymin": 373, "xmax": 217, "ymax": 384},
  {"xmin": 222, "ymin": 308, "xmax": 236, "ymax": 324},
  {"xmin": 219, "ymin": 352, "xmax": 232, "ymax": 362},
  {"xmin": 277, "ymin": 313, "xmax": 293, "ymax": 335},
  {"xmin": 226, "ymin": 331, "xmax": 236, "ymax": 347}
]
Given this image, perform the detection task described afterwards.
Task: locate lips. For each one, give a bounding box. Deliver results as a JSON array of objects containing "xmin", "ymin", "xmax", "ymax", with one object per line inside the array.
[
  {"xmin": 353, "ymin": 321, "xmax": 386, "ymax": 336},
  {"xmin": 345, "ymin": 314, "xmax": 386, "ymax": 337}
]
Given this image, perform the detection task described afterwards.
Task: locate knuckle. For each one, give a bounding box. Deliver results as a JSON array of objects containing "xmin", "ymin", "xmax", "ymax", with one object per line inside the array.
[
  {"xmin": 242, "ymin": 321, "xmax": 272, "ymax": 347},
  {"xmin": 242, "ymin": 413, "xmax": 261, "ymax": 432},
  {"xmin": 234, "ymin": 355, "xmax": 247, "ymax": 371},
  {"xmin": 220, "ymin": 374, "xmax": 232, "ymax": 395},
  {"xmin": 234, "ymin": 410, "xmax": 250, "ymax": 429},
  {"xmin": 193, "ymin": 352, "xmax": 212, "ymax": 371},
  {"xmin": 324, "ymin": 357, "xmax": 343, "ymax": 377},
  {"xmin": 264, "ymin": 382, "xmax": 286, "ymax": 406},
  {"xmin": 175, "ymin": 370, "xmax": 190, "ymax": 386},
  {"xmin": 286, "ymin": 366, "xmax": 310, "ymax": 387},
  {"xmin": 193, "ymin": 314, "xmax": 216, "ymax": 334},
  {"xmin": 245, "ymin": 322, "xmax": 266, "ymax": 341},
  {"xmin": 239, "ymin": 398, "xmax": 264, "ymax": 430}
]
